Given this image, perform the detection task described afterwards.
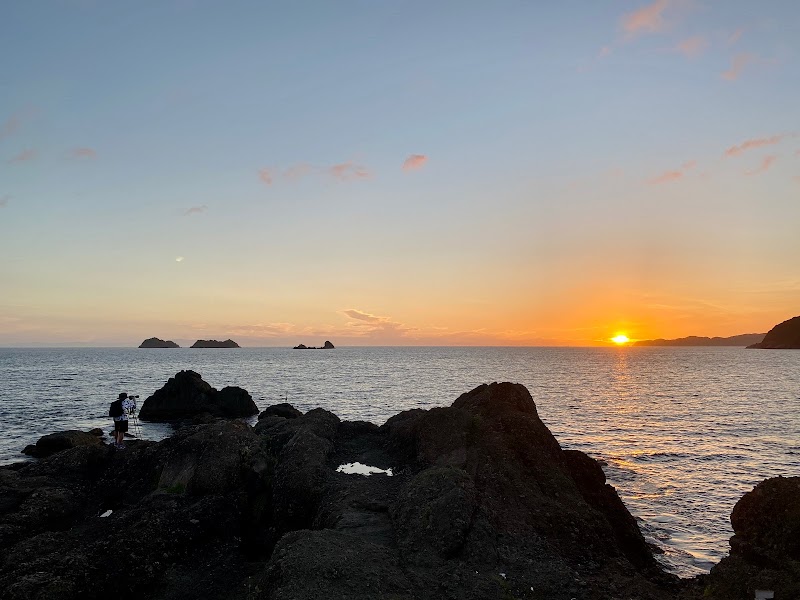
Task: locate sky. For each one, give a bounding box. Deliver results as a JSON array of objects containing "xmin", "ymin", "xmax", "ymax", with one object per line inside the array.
[{"xmin": 1, "ymin": 0, "xmax": 798, "ymax": 347}]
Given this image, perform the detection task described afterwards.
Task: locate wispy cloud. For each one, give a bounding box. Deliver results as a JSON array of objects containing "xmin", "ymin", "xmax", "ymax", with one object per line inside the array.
[
  {"xmin": 598, "ymin": 46, "xmax": 612, "ymax": 59},
  {"xmin": 721, "ymin": 53, "xmax": 754, "ymax": 81},
  {"xmin": 330, "ymin": 161, "xmax": 370, "ymax": 181},
  {"xmin": 745, "ymin": 155, "xmax": 776, "ymax": 176},
  {"xmin": 0, "ymin": 195, "xmax": 9, "ymax": 208},
  {"xmin": 284, "ymin": 163, "xmax": 313, "ymax": 181},
  {"xmin": 342, "ymin": 308, "xmax": 413, "ymax": 335},
  {"xmin": 0, "ymin": 117, "xmax": 21, "ymax": 142},
  {"xmin": 622, "ymin": 0, "xmax": 670, "ymax": 35},
  {"xmin": 258, "ymin": 168, "xmax": 273, "ymax": 185},
  {"xmin": 183, "ymin": 205, "xmax": 208, "ymax": 216},
  {"xmin": 402, "ymin": 154, "xmax": 428, "ymax": 172},
  {"xmin": 68, "ymin": 147, "xmax": 97, "ymax": 159},
  {"xmin": 649, "ymin": 159, "xmax": 695, "ymax": 185},
  {"xmin": 8, "ymin": 149, "xmax": 37, "ymax": 163},
  {"xmin": 175, "ymin": 256, "xmax": 185, "ymax": 262},
  {"xmin": 725, "ymin": 135, "xmax": 785, "ymax": 157},
  {"xmin": 728, "ymin": 28, "xmax": 744, "ymax": 46},
  {"xmin": 676, "ymin": 35, "xmax": 708, "ymax": 58}
]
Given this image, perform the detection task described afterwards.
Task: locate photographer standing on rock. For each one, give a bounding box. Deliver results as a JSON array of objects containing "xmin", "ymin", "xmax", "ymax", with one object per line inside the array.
[{"xmin": 110, "ymin": 392, "xmax": 137, "ymax": 449}]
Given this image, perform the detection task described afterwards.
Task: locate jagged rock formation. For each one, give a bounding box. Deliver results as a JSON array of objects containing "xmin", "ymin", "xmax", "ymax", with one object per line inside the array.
[
  {"xmin": 293, "ymin": 340, "xmax": 334, "ymax": 349},
  {"xmin": 747, "ymin": 316, "xmax": 800, "ymax": 349},
  {"xmin": 634, "ymin": 333, "xmax": 765, "ymax": 347},
  {"xmin": 139, "ymin": 337, "xmax": 180, "ymax": 348},
  {"xmin": 138, "ymin": 370, "xmax": 258, "ymax": 421},
  {"xmin": 191, "ymin": 339, "xmax": 240, "ymax": 348},
  {"xmin": 1, "ymin": 379, "xmax": 795, "ymax": 599}
]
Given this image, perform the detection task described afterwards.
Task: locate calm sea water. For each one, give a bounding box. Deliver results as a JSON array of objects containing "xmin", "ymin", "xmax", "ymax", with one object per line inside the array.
[{"xmin": 0, "ymin": 346, "xmax": 798, "ymax": 577}]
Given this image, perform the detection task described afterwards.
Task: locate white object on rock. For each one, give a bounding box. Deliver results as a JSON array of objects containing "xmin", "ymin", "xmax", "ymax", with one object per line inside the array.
[
  {"xmin": 100, "ymin": 510, "xmax": 112, "ymax": 518},
  {"xmin": 754, "ymin": 592, "xmax": 774, "ymax": 600},
  {"xmin": 336, "ymin": 462, "xmax": 393, "ymax": 477}
]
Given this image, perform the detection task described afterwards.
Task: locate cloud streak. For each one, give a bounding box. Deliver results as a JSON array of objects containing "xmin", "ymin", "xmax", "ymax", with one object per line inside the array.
[
  {"xmin": 676, "ymin": 36, "xmax": 708, "ymax": 58},
  {"xmin": 330, "ymin": 162, "xmax": 370, "ymax": 181},
  {"xmin": 745, "ymin": 155, "xmax": 776, "ymax": 176},
  {"xmin": 649, "ymin": 160, "xmax": 695, "ymax": 185},
  {"xmin": 68, "ymin": 147, "xmax": 97, "ymax": 159},
  {"xmin": 402, "ymin": 154, "xmax": 427, "ymax": 171},
  {"xmin": 725, "ymin": 135, "xmax": 785, "ymax": 157},
  {"xmin": 8, "ymin": 149, "xmax": 37, "ymax": 163},
  {"xmin": 342, "ymin": 308, "xmax": 413, "ymax": 335},
  {"xmin": 622, "ymin": 0, "xmax": 670, "ymax": 35},
  {"xmin": 183, "ymin": 205, "xmax": 208, "ymax": 216},
  {"xmin": 721, "ymin": 53, "xmax": 754, "ymax": 81}
]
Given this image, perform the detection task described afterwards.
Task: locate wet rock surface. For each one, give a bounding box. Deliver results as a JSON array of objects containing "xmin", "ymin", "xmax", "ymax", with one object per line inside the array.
[{"xmin": 1, "ymin": 379, "xmax": 794, "ymax": 599}]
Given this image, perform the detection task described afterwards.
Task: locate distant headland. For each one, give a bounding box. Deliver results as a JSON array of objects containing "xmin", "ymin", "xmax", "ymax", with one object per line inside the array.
[
  {"xmin": 138, "ymin": 337, "xmax": 180, "ymax": 348},
  {"xmin": 747, "ymin": 315, "xmax": 800, "ymax": 349},
  {"xmin": 634, "ymin": 333, "xmax": 765, "ymax": 347},
  {"xmin": 190, "ymin": 339, "xmax": 240, "ymax": 348},
  {"xmin": 293, "ymin": 340, "xmax": 335, "ymax": 349}
]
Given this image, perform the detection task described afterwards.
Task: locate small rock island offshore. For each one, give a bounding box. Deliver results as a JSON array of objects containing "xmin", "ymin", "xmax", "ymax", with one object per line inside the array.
[
  {"xmin": 139, "ymin": 337, "xmax": 180, "ymax": 348},
  {"xmin": 190, "ymin": 339, "xmax": 240, "ymax": 348},
  {"xmin": 293, "ymin": 340, "xmax": 334, "ymax": 349}
]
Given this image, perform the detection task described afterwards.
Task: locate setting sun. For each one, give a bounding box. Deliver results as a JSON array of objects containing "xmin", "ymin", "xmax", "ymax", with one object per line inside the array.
[{"xmin": 611, "ymin": 334, "xmax": 630, "ymax": 345}]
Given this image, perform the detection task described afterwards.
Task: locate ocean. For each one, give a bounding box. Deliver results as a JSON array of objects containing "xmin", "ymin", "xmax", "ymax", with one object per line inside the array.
[{"xmin": 0, "ymin": 346, "xmax": 797, "ymax": 577}]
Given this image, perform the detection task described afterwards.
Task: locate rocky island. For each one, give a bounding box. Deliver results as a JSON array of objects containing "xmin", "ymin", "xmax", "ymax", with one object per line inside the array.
[
  {"xmin": 190, "ymin": 339, "xmax": 240, "ymax": 348},
  {"xmin": 747, "ymin": 315, "xmax": 800, "ymax": 349},
  {"xmin": 139, "ymin": 337, "xmax": 180, "ymax": 348},
  {"xmin": 1, "ymin": 376, "xmax": 797, "ymax": 599},
  {"xmin": 293, "ymin": 340, "xmax": 335, "ymax": 349}
]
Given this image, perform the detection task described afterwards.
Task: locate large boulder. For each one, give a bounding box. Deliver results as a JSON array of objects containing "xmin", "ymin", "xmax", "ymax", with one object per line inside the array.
[
  {"xmin": 22, "ymin": 430, "xmax": 103, "ymax": 458},
  {"xmin": 748, "ymin": 315, "xmax": 800, "ymax": 348},
  {"xmin": 703, "ymin": 477, "xmax": 800, "ymax": 599},
  {"xmin": 138, "ymin": 370, "xmax": 258, "ymax": 421}
]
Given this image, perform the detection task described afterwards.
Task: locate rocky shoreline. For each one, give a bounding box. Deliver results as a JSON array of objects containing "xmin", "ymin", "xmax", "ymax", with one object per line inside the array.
[{"xmin": 0, "ymin": 376, "xmax": 797, "ymax": 599}]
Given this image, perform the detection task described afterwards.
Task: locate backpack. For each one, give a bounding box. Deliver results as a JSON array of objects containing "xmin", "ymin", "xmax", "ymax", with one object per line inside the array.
[{"xmin": 109, "ymin": 399, "xmax": 123, "ymax": 418}]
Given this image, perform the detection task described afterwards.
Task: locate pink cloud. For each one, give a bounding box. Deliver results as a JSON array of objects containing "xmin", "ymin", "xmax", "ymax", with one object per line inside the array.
[
  {"xmin": 284, "ymin": 163, "xmax": 313, "ymax": 180},
  {"xmin": 728, "ymin": 28, "xmax": 744, "ymax": 45},
  {"xmin": 725, "ymin": 135, "xmax": 784, "ymax": 157},
  {"xmin": 622, "ymin": 0, "xmax": 670, "ymax": 35},
  {"xmin": 8, "ymin": 149, "xmax": 37, "ymax": 163},
  {"xmin": 0, "ymin": 195, "xmax": 9, "ymax": 208},
  {"xmin": 183, "ymin": 205, "xmax": 208, "ymax": 216},
  {"xmin": 721, "ymin": 53, "xmax": 754, "ymax": 81},
  {"xmin": 649, "ymin": 170, "xmax": 683, "ymax": 185},
  {"xmin": 745, "ymin": 155, "xmax": 776, "ymax": 176},
  {"xmin": 402, "ymin": 154, "xmax": 427, "ymax": 171},
  {"xmin": 258, "ymin": 168, "xmax": 273, "ymax": 185},
  {"xmin": 330, "ymin": 162, "xmax": 370, "ymax": 181},
  {"xmin": 649, "ymin": 159, "xmax": 696, "ymax": 185},
  {"xmin": 0, "ymin": 115, "xmax": 21, "ymax": 141},
  {"xmin": 69, "ymin": 147, "xmax": 97, "ymax": 159},
  {"xmin": 598, "ymin": 46, "xmax": 612, "ymax": 59},
  {"xmin": 676, "ymin": 36, "xmax": 708, "ymax": 58}
]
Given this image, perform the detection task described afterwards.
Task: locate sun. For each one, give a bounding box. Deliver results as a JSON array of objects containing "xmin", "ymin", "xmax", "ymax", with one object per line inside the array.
[{"xmin": 611, "ymin": 334, "xmax": 630, "ymax": 345}]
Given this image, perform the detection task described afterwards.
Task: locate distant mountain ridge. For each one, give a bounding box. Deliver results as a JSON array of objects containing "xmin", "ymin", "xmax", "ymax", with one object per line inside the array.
[{"xmin": 634, "ymin": 333, "xmax": 765, "ymax": 347}]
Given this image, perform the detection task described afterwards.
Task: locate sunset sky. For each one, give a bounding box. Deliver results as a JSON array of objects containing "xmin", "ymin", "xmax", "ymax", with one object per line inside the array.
[{"xmin": 1, "ymin": 1, "xmax": 798, "ymax": 346}]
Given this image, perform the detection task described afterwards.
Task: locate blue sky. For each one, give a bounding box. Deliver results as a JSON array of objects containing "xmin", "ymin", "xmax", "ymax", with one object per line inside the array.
[{"xmin": 1, "ymin": 1, "xmax": 798, "ymax": 346}]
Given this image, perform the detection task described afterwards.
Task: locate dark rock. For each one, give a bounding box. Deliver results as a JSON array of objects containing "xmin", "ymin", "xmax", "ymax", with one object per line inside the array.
[
  {"xmin": 293, "ymin": 341, "xmax": 335, "ymax": 349},
  {"xmin": 21, "ymin": 430, "xmax": 102, "ymax": 458},
  {"xmin": 138, "ymin": 337, "xmax": 180, "ymax": 348},
  {"xmin": 748, "ymin": 315, "xmax": 800, "ymax": 348},
  {"xmin": 703, "ymin": 477, "xmax": 800, "ymax": 599},
  {"xmin": 190, "ymin": 339, "xmax": 240, "ymax": 348},
  {"xmin": 258, "ymin": 403, "xmax": 302, "ymax": 420},
  {"xmin": 138, "ymin": 370, "xmax": 258, "ymax": 421},
  {"xmin": 88, "ymin": 428, "xmax": 104, "ymax": 437}
]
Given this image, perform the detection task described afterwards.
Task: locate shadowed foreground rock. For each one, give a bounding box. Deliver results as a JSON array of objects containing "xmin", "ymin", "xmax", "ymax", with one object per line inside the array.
[
  {"xmin": 1, "ymin": 380, "xmax": 795, "ymax": 599},
  {"xmin": 138, "ymin": 370, "xmax": 258, "ymax": 421},
  {"xmin": 747, "ymin": 315, "xmax": 800, "ymax": 349}
]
